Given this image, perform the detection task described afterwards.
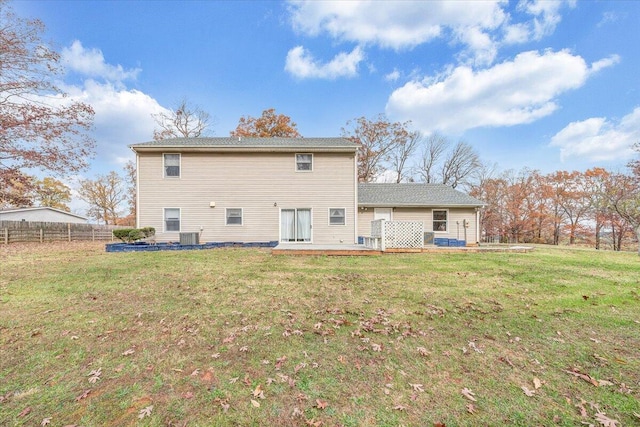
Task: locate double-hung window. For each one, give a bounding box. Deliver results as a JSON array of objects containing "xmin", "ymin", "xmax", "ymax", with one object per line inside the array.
[
  {"xmin": 164, "ymin": 208, "xmax": 180, "ymax": 232},
  {"xmin": 329, "ymin": 208, "xmax": 346, "ymax": 225},
  {"xmin": 226, "ymin": 208, "xmax": 243, "ymax": 226},
  {"xmin": 295, "ymin": 154, "xmax": 312, "ymax": 171},
  {"xmin": 164, "ymin": 153, "xmax": 180, "ymax": 178},
  {"xmin": 433, "ymin": 209, "xmax": 448, "ymax": 232}
]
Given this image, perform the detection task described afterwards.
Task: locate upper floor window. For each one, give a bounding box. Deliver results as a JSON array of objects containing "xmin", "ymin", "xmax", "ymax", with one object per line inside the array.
[
  {"xmin": 433, "ymin": 209, "xmax": 448, "ymax": 232},
  {"xmin": 296, "ymin": 153, "xmax": 313, "ymax": 172},
  {"xmin": 164, "ymin": 153, "xmax": 180, "ymax": 178}
]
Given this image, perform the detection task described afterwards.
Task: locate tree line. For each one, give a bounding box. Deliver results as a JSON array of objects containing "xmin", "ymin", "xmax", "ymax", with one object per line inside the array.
[{"xmin": 1, "ymin": 1, "xmax": 639, "ymax": 251}]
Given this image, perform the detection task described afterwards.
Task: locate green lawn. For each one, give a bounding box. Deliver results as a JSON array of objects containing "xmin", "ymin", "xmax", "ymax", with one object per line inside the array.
[{"xmin": 1, "ymin": 243, "xmax": 638, "ymax": 426}]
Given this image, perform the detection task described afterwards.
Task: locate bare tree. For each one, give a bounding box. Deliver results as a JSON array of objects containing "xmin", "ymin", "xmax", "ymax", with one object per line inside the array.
[
  {"xmin": 414, "ymin": 133, "xmax": 449, "ymax": 183},
  {"xmin": 152, "ymin": 99, "xmax": 213, "ymax": 140},
  {"xmin": 440, "ymin": 140, "xmax": 481, "ymax": 188},
  {"xmin": 389, "ymin": 131, "xmax": 421, "ymax": 183},
  {"xmin": 342, "ymin": 114, "xmax": 411, "ymax": 182},
  {"xmin": 77, "ymin": 172, "xmax": 127, "ymax": 225},
  {"xmin": 608, "ymin": 172, "xmax": 640, "ymax": 255}
]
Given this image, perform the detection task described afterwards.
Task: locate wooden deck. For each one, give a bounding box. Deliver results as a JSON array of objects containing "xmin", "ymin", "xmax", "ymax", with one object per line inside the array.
[
  {"xmin": 272, "ymin": 244, "xmax": 534, "ymax": 256},
  {"xmin": 272, "ymin": 244, "xmax": 382, "ymax": 256}
]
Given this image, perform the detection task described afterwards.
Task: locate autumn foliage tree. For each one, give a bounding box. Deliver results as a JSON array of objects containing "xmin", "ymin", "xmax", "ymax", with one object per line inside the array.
[
  {"xmin": 152, "ymin": 99, "xmax": 212, "ymax": 140},
  {"xmin": 231, "ymin": 108, "xmax": 301, "ymax": 138},
  {"xmin": 0, "ymin": 2, "xmax": 95, "ymax": 206},
  {"xmin": 77, "ymin": 171, "xmax": 127, "ymax": 225},
  {"xmin": 32, "ymin": 177, "xmax": 72, "ymax": 211}
]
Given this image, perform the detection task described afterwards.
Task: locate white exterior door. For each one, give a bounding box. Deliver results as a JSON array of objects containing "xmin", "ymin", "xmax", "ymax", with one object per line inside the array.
[
  {"xmin": 374, "ymin": 208, "xmax": 392, "ymax": 222},
  {"xmin": 280, "ymin": 209, "xmax": 312, "ymax": 242}
]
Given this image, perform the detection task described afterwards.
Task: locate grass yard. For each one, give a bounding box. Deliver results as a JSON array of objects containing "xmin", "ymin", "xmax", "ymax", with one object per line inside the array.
[{"xmin": 0, "ymin": 242, "xmax": 639, "ymax": 426}]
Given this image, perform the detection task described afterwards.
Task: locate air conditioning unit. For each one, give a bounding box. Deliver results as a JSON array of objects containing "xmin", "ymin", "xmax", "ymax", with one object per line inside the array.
[
  {"xmin": 424, "ymin": 232, "xmax": 435, "ymax": 245},
  {"xmin": 179, "ymin": 232, "xmax": 200, "ymax": 245}
]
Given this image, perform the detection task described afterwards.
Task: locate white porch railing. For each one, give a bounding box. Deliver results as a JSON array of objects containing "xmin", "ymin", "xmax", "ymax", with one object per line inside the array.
[{"xmin": 364, "ymin": 219, "xmax": 424, "ymax": 251}]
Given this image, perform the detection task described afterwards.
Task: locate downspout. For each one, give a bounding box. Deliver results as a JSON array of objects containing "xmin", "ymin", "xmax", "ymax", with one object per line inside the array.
[
  {"xmin": 475, "ymin": 207, "xmax": 481, "ymax": 244},
  {"xmin": 353, "ymin": 153, "xmax": 358, "ymax": 244},
  {"xmin": 134, "ymin": 148, "xmax": 140, "ymax": 228}
]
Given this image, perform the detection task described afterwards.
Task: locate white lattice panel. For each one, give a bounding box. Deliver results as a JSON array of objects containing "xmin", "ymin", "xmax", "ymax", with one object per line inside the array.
[{"xmin": 384, "ymin": 221, "xmax": 424, "ymax": 248}]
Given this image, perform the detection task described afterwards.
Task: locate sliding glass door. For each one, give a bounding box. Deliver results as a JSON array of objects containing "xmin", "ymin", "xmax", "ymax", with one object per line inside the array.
[{"xmin": 280, "ymin": 209, "xmax": 312, "ymax": 242}]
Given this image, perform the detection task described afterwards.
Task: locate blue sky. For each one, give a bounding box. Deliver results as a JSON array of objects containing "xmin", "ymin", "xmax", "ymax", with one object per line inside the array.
[{"xmin": 14, "ymin": 0, "xmax": 640, "ymax": 183}]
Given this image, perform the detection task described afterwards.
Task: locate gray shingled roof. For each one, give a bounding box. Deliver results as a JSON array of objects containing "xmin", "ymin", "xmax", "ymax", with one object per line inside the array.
[
  {"xmin": 130, "ymin": 137, "xmax": 357, "ymax": 152},
  {"xmin": 358, "ymin": 183, "xmax": 484, "ymax": 207}
]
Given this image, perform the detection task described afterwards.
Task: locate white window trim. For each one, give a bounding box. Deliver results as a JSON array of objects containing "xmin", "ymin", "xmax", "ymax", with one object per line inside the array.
[
  {"xmin": 295, "ymin": 153, "xmax": 313, "ymax": 172},
  {"xmin": 163, "ymin": 207, "xmax": 181, "ymax": 233},
  {"xmin": 279, "ymin": 208, "xmax": 313, "ymax": 243},
  {"xmin": 432, "ymin": 209, "xmax": 449, "ymax": 233},
  {"xmin": 163, "ymin": 153, "xmax": 181, "ymax": 178},
  {"xmin": 328, "ymin": 207, "xmax": 346, "ymax": 226},
  {"xmin": 225, "ymin": 208, "xmax": 243, "ymax": 226}
]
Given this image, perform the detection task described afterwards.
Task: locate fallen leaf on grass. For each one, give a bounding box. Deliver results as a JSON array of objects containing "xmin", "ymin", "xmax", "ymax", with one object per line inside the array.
[
  {"xmin": 461, "ymin": 388, "xmax": 476, "ymax": 402},
  {"xmin": 393, "ymin": 404, "xmax": 407, "ymax": 411},
  {"xmin": 75, "ymin": 390, "xmax": 91, "ymax": 401},
  {"xmin": 41, "ymin": 417, "xmax": 51, "ymax": 426},
  {"xmin": 252, "ymin": 384, "xmax": 265, "ymax": 399},
  {"xmin": 182, "ymin": 391, "xmax": 194, "ymax": 399},
  {"xmin": 594, "ymin": 411, "xmax": 619, "ymax": 427},
  {"xmin": 291, "ymin": 407, "xmax": 304, "ymax": 418},
  {"xmin": 138, "ymin": 405, "xmax": 153, "ymax": 419},
  {"xmin": 416, "ymin": 346, "xmax": 430, "ymax": 357},
  {"xmin": 228, "ymin": 377, "xmax": 239, "ymax": 384},
  {"xmin": 121, "ymin": 348, "xmax": 135, "ymax": 356},
  {"xmin": 467, "ymin": 403, "xmax": 476, "ymax": 414},
  {"xmin": 533, "ymin": 377, "xmax": 542, "ymax": 389},
  {"xmin": 433, "ymin": 423, "xmax": 446, "ymax": 427},
  {"xmin": 87, "ymin": 368, "xmax": 102, "ymax": 383},
  {"xmin": 410, "ymin": 383, "xmax": 425, "ymax": 392},
  {"xmin": 250, "ymin": 399, "xmax": 260, "ymax": 408},
  {"xmin": 633, "ymin": 412, "xmax": 640, "ymax": 419},
  {"xmin": 315, "ymin": 399, "xmax": 328, "ymax": 409},
  {"xmin": 521, "ymin": 386, "xmax": 535, "ymax": 397},
  {"xmin": 564, "ymin": 369, "xmax": 599, "ymax": 386}
]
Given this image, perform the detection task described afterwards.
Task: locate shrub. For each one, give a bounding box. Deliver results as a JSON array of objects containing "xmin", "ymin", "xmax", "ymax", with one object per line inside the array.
[{"xmin": 113, "ymin": 227, "xmax": 155, "ymax": 243}]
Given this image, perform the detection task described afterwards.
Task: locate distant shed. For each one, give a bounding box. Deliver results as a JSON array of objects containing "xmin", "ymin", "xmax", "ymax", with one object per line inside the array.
[{"xmin": 0, "ymin": 207, "xmax": 88, "ymax": 224}]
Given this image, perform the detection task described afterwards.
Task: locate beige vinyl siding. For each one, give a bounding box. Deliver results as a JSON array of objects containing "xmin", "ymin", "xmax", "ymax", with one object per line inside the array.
[
  {"xmin": 138, "ymin": 151, "xmax": 356, "ymax": 244},
  {"xmin": 357, "ymin": 207, "xmax": 479, "ymax": 244}
]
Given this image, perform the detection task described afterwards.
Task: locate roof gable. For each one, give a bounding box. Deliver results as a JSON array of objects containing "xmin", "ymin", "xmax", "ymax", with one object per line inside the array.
[{"xmin": 358, "ymin": 183, "xmax": 484, "ymax": 207}]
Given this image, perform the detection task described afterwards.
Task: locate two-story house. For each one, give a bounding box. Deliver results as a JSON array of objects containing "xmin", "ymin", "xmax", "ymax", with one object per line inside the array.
[
  {"xmin": 130, "ymin": 137, "xmax": 359, "ymax": 245},
  {"xmin": 131, "ymin": 137, "xmax": 485, "ymax": 247}
]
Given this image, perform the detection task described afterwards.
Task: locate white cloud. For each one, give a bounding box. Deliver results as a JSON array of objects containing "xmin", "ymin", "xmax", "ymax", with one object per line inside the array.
[
  {"xmin": 590, "ymin": 54, "xmax": 621, "ymax": 74},
  {"xmin": 386, "ymin": 50, "xmax": 615, "ymax": 134},
  {"xmin": 62, "ymin": 79, "xmax": 167, "ymax": 170},
  {"xmin": 56, "ymin": 41, "xmax": 169, "ymax": 174},
  {"xmin": 501, "ymin": 0, "xmax": 576, "ymax": 45},
  {"xmin": 287, "ymin": 0, "xmax": 506, "ymax": 65},
  {"xmin": 285, "ymin": 45, "xmax": 364, "ymax": 79},
  {"xmin": 550, "ymin": 108, "xmax": 640, "ymax": 162},
  {"xmin": 61, "ymin": 40, "xmax": 141, "ymax": 84},
  {"xmin": 288, "ymin": 0, "xmax": 506, "ymax": 50},
  {"xmin": 385, "ymin": 69, "xmax": 400, "ymax": 82}
]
